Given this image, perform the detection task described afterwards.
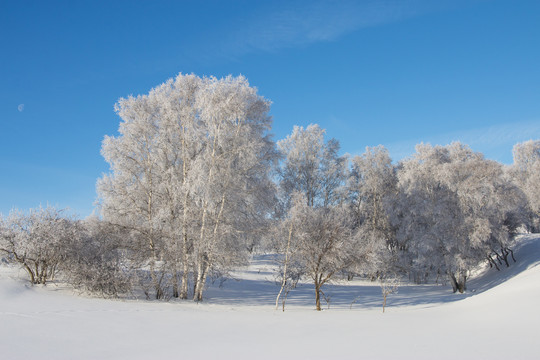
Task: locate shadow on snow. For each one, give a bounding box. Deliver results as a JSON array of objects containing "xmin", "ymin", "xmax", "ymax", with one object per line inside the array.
[{"xmin": 202, "ymin": 234, "xmax": 540, "ymax": 310}]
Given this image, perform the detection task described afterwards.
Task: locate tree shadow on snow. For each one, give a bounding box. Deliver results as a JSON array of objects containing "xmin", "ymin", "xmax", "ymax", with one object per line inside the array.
[{"xmin": 203, "ymin": 235, "xmax": 540, "ymax": 310}]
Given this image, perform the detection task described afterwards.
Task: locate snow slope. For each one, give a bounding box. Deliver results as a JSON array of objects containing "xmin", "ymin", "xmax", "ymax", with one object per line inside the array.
[{"xmin": 1, "ymin": 234, "xmax": 539, "ymax": 360}]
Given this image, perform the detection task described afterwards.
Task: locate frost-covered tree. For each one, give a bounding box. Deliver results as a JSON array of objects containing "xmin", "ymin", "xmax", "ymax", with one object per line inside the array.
[
  {"xmin": 394, "ymin": 143, "xmax": 525, "ymax": 293},
  {"xmin": 277, "ymin": 124, "xmax": 347, "ymax": 207},
  {"xmin": 98, "ymin": 85, "xmax": 172, "ymax": 299},
  {"xmin": 379, "ymin": 273, "xmax": 399, "ymax": 313},
  {"xmin": 98, "ymin": 73, "xmax": 277, "ymax": 301},
  {"xmin": 511, "ymin": 140, "xmax": 540, "ymax": 232},
  {"xmin": 188, "ymin": 75, "xmax": 277, "ymax": 301},
  {"xmin": 147, "ymin": 74, "xmax": 203, "ymax": 299},
  {"xmin": 0, "ymin": 207, "xmax": 80, "ymax": 285},
  {"xmin": 275, "ymin": 125, "xmax": 353, "ymax": 311},
  {"xmin": 349, "ymin": 146, "xmax": 396, "ymax": 231},
  {"xmin": 347, "ymin": 146, "xmax": 399, "ymax": 278},
  {"xmin": 278, "ymin": 193, "xmax": 355, "ymax": 311},
  {"xmin": 64, "ymin": 216, "xmax": 132, "ymax": 298}
]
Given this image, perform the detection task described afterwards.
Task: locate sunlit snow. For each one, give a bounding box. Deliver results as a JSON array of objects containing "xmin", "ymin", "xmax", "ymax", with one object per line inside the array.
[{"xmin": 1, "ymin": 234, "xmax": 538, "ymax": 360}]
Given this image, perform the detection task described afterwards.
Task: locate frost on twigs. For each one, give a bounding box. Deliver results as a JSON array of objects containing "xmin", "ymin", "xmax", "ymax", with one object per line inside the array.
[
  {"xmin": 274, "ymin": 125, "xmax": 355, "ymax": 311},
  {"xmin": 0, "ymin": 206, "xmax": 79, "ymax": 285},
  {"xmin": 97, "ymin": 73, "xmax": 277, "ymax": 301},
  {"xmin": 391, "ymin": 142, "xmax": 527, "ymax": 293}
]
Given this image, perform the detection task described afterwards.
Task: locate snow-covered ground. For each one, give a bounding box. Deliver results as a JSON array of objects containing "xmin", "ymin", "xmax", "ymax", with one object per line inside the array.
[{"xmin": 1, "ymin": 234, "xmax": 539, "ymax": 360}]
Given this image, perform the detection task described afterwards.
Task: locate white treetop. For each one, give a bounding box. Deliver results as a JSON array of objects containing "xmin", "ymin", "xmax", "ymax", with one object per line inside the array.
[{"xmin": 98, "ymin": 73, "xmax": 277, "ymax": 300}]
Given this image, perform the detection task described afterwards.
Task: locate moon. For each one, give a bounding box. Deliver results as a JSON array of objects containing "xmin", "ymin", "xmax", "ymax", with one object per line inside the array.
[{"xmin": 18, "ymin": 104, "xmax": 24, "ymax": 112}]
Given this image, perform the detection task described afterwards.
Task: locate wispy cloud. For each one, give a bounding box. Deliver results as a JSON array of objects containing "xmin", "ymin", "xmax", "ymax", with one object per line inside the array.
[
  {"xmin": 217, "ymin": 0, "xmax": 434, "ymax": 58},
  {"xmin": 384, "ymin": 120, "xmax": 540, "ymax": 164}
]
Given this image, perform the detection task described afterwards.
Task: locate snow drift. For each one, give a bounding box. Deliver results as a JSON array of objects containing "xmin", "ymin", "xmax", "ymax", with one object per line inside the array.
[{"xmin": 0, "ymin": 234, "xmax": 539, "ymax": 360}]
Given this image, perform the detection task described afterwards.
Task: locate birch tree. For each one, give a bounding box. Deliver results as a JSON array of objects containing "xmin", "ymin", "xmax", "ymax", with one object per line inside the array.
[
  {"xmin": 189, "ymin": 75, "xmax": 277, "ymax": 301},
  {"xmin": 98, "ymin": 88, "xmax": 170, "ymax": 299},
  {"xmin": 275, "ymin": 124, "xmax": 353, "ymax": 311},
  {"xmin": 277, "ymin": 124, "xmax": 347, "ymax": 207},
  {"xmin": 0, "ymin": 207, "xmax": 80, "ymax": 285},
  {"xmin": 394, "ymin": 142, "xmax": 525, "ymax": 293},
  {"xmin": 348, "ymin": 146, "xmax": 399, "ymax": 277},
  {"xmin": 64, "ymin": 216, "xmax": 131, "ymax": 297},
  {"xmin": 149, "ymin": 74, "xmax": 203, "ymax": 299},
  {"xmin": 511, "ymin": 140, "xmax": 540, "ymax": 232},
  {"xmin": 98, "ymin": 73, "xmax": 277, "ymax": 301}
]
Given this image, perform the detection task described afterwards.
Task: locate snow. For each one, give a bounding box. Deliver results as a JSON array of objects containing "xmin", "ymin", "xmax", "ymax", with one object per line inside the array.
[{"xmin": 1, "ymin": 235, "xmax": 539, "ymax": 360}]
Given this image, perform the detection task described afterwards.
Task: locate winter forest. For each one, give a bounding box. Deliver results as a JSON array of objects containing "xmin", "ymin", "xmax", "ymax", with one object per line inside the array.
[{"xmin": 1, "ymin": 74, "xmax": 539, "ymax": 311}]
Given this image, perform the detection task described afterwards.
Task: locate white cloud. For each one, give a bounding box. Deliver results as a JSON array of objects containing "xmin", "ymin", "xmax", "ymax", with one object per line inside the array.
[{"xmin": 218, "ymin": 0, "xmax": 433, "ymax": 58}]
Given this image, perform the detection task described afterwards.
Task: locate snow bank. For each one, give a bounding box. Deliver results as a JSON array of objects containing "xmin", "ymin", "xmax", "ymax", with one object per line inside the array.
[{"xmin": 1, "ymin": 235, "xmax": 538, "ymax": 360}]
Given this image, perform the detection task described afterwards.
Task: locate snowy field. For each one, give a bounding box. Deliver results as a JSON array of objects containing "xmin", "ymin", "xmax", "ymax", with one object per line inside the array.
[{"xmin": 1, "ymin": 234, "xmax": 539, "ymax": 360}]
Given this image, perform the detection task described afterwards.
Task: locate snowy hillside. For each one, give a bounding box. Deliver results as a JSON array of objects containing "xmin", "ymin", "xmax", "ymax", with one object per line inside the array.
[{"xmin": 1, "ymin": 234, "xmax": 539, "ymax": 360}]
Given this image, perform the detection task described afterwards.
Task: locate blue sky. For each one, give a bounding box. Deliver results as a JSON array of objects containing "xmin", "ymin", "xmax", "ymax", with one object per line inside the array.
[{"xmin": 1, "ymin": 0, "xmax": 539, "ymax": 217}]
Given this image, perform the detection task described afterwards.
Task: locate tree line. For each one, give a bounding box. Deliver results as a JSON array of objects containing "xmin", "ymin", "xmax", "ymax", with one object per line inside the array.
[{"xmin": 1, "ymin": 74, "xmax": 539, "ymax": 310}]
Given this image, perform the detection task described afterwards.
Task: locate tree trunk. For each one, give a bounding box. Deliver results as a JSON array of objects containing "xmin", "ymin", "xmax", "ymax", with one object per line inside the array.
[
  {"xmin": 193, "ymin": 255, "xmax": 210, "ymax": 302},
  {"xmin": 193, "ymin": 260, "xmax": 209, "ymax": 302},
  {"xmin": 192, "ymin": 269, "xmax": 198, "ymax": 297},
  {"xmin": 449, "ymin": 272, "xmax": 459, "ymax": 293},
  {"xmin": 173, "ymin": 272, "xmax": 179, "ymax": 298},
  {"xmin": 487, "ymin": 255, "xmax": 500, "ymax": 271},
  {"xmin": 276, "ymin": 222, "xmax": 294, "ymax": 310},
  {"xmin": 180, "ymin": 259, "xmax": 189, "ymax": 300},
  {"xmin": 149, "ymin": 257, "xmax": 164, "ymax": 300},
  {"xmin": 24, "ymin": 264, "xmax": 36, "ymax": 285},
  {"xmin": 180, "ymin": 160, "xmax": 190, "ymax": 300},
  {"xmin": 448, "ymin": 271, "xmax": 466, "ymax": 293},
  {"xmin": 458, "ymin": 273, "xmax": 467, "ymax": 293},
  {"xmin": 501, "ymin": 248, "xmax": 510, "ymax": 267},
  {"xmin": 193, "ymin": 259, "xmax": 203, "ymax": 301},
  {"xmin": 314, "ymin": 280, "xmax": 322, "ymax": 311},
  {"xmin": 194, "ymin": 194, "xmax": 226, "ymax": 302},
  {"xmin": 179, "ymin": 232, "xmax": 189, "ymax": 299},
  {"xmin": 197, "ymin": 264, "xmax": 210, "ymax": 301}
]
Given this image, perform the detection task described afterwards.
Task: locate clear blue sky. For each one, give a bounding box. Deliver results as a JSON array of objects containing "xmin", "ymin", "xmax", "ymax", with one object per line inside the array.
[{"xmin": 1, "ymin": 0, "xmax": 539, "ymax": 217}]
